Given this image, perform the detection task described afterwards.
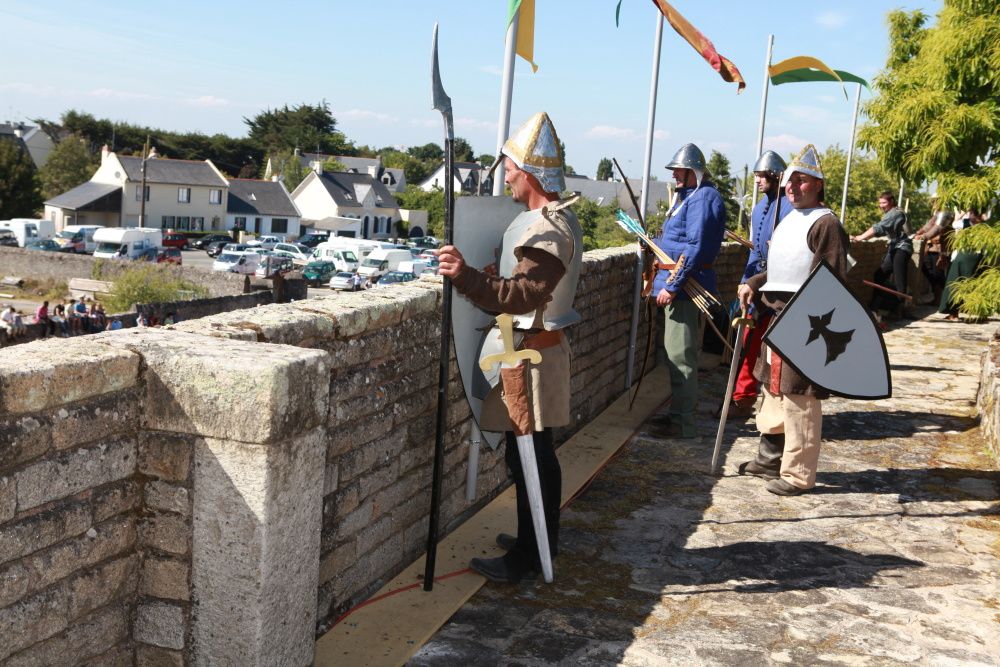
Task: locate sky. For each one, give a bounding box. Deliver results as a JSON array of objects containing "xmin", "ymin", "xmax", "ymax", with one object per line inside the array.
[{"xmin": 0, "ymin": 0, "xmax": 942, "ymax": 180}]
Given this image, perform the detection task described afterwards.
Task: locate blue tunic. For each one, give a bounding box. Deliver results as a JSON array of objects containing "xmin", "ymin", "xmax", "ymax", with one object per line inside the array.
[
  {"xmin": 741, "ymin": 191, "xmax": 792, "ymax": 283},
  {"xmin": 651, "ymin": 181, "xmax": 726, "ymax": 298}
]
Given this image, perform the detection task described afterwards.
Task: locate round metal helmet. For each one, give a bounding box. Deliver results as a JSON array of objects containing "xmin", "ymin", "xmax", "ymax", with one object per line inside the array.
[
  {"xmin": 752, "ymin": 150, "xmax": 786, "ymax": 176},
  {"xmin": 665, "ymin": 143, "xmax": 706, "ymax": 172}
]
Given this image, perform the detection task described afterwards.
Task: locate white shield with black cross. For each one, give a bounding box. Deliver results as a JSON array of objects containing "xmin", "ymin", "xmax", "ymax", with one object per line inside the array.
[
  {"xmin": 452, "ymin": 195, "xmax": 526, "ymax": 450},
  {"xmin": 763, "ymin": 261, "xmax": 892, "ymax": 399}
]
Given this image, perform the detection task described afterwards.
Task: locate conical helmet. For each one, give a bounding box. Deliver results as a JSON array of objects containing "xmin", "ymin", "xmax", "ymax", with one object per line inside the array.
[
  {"xmin": 665, "ymin": 143, "xmax": 706, "ymax": 172},
  {"xmin": 780, "ymin": 144, "xmax": 824, "ymax": 187},
  {"xmin": 497, "ymin": 112, "xmax": 565, "ymax": 193},
  {"xmin": 752, "ymin": 150, "xmax": 786, "ymax": 176}
]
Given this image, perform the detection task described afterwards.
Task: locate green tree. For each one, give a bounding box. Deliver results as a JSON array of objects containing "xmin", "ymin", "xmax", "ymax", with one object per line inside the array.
[
  {"xmin": 39, "ymin": 135, "xmax": 99, "ymax": 200},
  {"xmin": 408, "ymin": 142, "xmax": 443, "ymax": 161},
  {"xmin": 321, "ymin": 157, "xmax": 347, "ymax": 172},
  {"xmin": 0, "ymin": 139, "xmax": 43, "ymax": 217},
  {"xmin": 244, "ymin": 102, "xmax": 352, "ymax": 156},
  {"xmin": 394, "ymin": 185, "xmax": 453, "ymax": 237},
  {"xmin": 596, "ymin": 158, "xmax": 613, "ymax": 181},
  {"xmin": 858, "ymin": 1, "xmax": 999, "ymax": 314},
  {"xmin": 382, "ymin": 150, "xmax": 431, "ymax": 185},
  {"xmin": 706, "ymin": 150, "xmax": 738, "ymax": 229},
  {"xmin": 453, "ymin": 137, "xmax": 475, "ymax": 162},
  {"xmin": 104, "ymin": 264, "xmax": 208, "ymax": 314},
  {"xmin": 477, "ymin": 153, "xmax": 495, "ymax": 168},
  {"xmin": 269, "ymin": 149, "xmax": 309, "ymax": 191}
]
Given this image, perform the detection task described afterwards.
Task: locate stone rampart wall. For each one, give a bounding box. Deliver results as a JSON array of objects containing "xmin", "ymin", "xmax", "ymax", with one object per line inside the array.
[
  {"xmin": 977, "ymin": 329, "xmax": 1000, "ymax": 466},
  {"xmin": 0, "ymin": 246, "xmax": 246, "ymax": 297}
]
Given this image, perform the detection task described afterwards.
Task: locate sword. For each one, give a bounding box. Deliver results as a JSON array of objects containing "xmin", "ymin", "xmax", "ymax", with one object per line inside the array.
[
  {"xmin": 710, "ymin": 305, "xmax": 754, "ymax": 474},
  {"xmin": 863, "ymin": 279, "xmax": 913, "ymax": 301},
  {"xmin": 423, "ymin": 23, "xmax": 456, "ymax": 592},
  {"xmin": 479, "ymin": 313, "xmax": 554, "ymax": 583}
]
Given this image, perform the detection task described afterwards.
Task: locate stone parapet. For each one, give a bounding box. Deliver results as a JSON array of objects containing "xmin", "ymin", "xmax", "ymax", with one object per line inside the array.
[{"xmin": 977, "ymin": 328, "xmax": 1000, "ymax": 465}]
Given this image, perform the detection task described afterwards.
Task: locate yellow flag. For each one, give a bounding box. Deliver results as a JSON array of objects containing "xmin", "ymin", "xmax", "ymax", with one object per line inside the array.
[{"xmin": 508, "ymin": 0, "xmax": 539, "ymax": 72}]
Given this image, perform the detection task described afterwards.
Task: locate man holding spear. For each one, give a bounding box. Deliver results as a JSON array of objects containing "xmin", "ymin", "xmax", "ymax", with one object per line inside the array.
[
  {"xmin": 438, "ymin": 112, "xmax": 582, "ymax": 584},
  {"xmin": 651, "ymin": 143, "xmax": 726, "ymax": 438}
]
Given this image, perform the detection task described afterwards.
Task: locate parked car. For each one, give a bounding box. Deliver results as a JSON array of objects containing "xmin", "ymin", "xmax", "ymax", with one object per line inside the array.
[
  {"xmin": 271, "ymin": 242, "xmax": 313, "ymax": 264},
  {"xmin": 255, "ymin": 255, "xmax": 294, "ymax": 278},
  {"xmin": 206, "ymin": 240, "xmax": 229, "ymax": 257},
  {"xmin": 213, "ymin": 251, "xmax": 260, "ymax": 274},
  {"xmin": 25, "ymin": 239, "xmax": 65, "ymax": 252},
  {"xmin": 162, "ymin": 233, "xmax": 189, "ymax": 249},
  {"xmin": 157, "ymin": 248, "xmax": 183, "ymax": 265},
  {"xmin": 377, "ymin": 270, "xmax": 417, "ymax": 285},
  {"xmin": 297, "ymin": 232, "xmax": 329, "ymax": 248},
  {"xmin": 194, "ymin": 234, "xmax": 233, "ymax": 250},
  {"xmin": 245, "ymin": 234, "xmax": 284, "ymax": 250},
  {"xmin": 328, "ymin": 271, "xmax": 356, "ymax": 291},
  {"xmin": 302, "ymin": 261, "xmax": 338, "ymax": 286},
  {"xmin": 0, "ymin": 229, "xmax": 19, "ymax": 247}
]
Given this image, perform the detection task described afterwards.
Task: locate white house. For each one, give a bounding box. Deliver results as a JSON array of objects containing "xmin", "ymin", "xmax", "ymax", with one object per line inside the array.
[
  {"xmin": 0, "ymin": 122, "xmax": 56, "ymax": 168},
  {"xmin": 44, "ymin": 147, "xmax": 230, "ymax": 232},
  {"xmin": 564, "ymin": 174, "xmax": 674, "ymax": 218},
  {"xmin": 417, "ymin": 161, "xmax": 492, "ymax": 195},
  {"xmin": 291, "ymin": 170, "xmax": 400, "ymax": 239},
  {"xmin": 226, "ymin": 179, "xmax": 301, "ymax": 238}
]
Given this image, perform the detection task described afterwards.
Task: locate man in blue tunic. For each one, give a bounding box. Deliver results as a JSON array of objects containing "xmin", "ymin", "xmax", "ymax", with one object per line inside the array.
[
  {"xmin": 651, "ymin": 143, "xmax": 726, "ymax": 437},
  {"xmin": 720, "ymin": 150, "xmax": 791, "ymax": 420}
]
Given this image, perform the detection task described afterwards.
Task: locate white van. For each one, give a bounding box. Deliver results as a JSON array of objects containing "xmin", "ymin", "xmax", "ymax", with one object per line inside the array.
[
  {"xmin": 358, "ymin": 248, "xmax": 413, "ymax": 281},
  {"xmin": 0, "ymin": 219, "xmax": 55, "ymax": 247},
  {"xmin": 398, "ymin": 260, "xmax": 430, "ymax": 276},
  {"xmin": 93, "ymin": 228, "xmax": 163, "ymax": 260},
  {"xmin": 312, "ymin": 241, "xmax": 361, "ymax": 273},
  {"xmin": 54, "ymin": 225, "xmax": 104, "ymax": 254},
  {"xmin": 213, "ymin": 251, "xmax": 260, "ymax": 274}
]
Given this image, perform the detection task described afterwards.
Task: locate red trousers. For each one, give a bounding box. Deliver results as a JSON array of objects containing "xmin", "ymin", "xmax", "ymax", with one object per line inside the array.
[{"xmin": 732, "ymin": 312, "xmax": 772, "ymax": 402}]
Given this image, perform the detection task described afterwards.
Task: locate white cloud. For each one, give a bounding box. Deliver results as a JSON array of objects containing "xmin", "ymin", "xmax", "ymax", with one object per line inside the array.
[
  {"xmin": 186, "ymin": 95, "xmax": 230, "ymax": 107},
  {"xmin": 336, "ymin": 108, "xmax": 398, "ymax": 123},
  {"xmin": 586, "ymin": 125, "xmax": 639, "ymax": 141},
  {"xmin": 456, "ymin": 117, "xmax": 497, "ymax": 131},
  {"xmin": 87, "ymin": 88, "xmax": 158, "ymax": 101},
  {"xmin": 815, "ymin": 11, "xmax": 847, "ymax": 29},
  {"xmin": 0, "ymin": 81, "xmax": 58, "ymax": 96},
  {"xmin": 763, "ymin": 134, "xmax": 811, "ymax": 154},
  {"xmin": 408, "ymin": 118, "xmax": 439, "ymax": 128},
  {"xmin": 653, "ymin": 129, "xmax": 670, "ymax": 141}
]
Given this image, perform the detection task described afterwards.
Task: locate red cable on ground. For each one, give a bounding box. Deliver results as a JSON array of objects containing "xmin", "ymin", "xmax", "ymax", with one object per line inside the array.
[{"xmin": 330, "ymin": 393, "xmax": 672, "ymax": 629}]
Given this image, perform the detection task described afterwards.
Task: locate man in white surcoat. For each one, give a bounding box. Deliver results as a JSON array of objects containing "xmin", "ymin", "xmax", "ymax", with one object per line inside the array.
[
  {"xmin": 438, "ymin": 112, "xmax": 582, "ymax": 583},
  {"xmin": 737, "ymin": 144, "xmax": 850, "ymax": 496}
]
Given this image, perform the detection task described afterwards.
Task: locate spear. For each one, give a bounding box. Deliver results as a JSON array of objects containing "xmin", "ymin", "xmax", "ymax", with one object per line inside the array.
[{"xmin": 423, "ymin": 23, "xmax": 455, "ymax": 592}]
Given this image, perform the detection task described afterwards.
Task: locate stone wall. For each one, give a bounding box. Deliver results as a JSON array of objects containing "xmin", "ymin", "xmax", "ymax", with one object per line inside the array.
[
  {"xmin": 0, "ymin": 246, "xmax": 246, "ymax": 298},
  {"xmin": 977, "ymin": 328, "xmax": 1000, "ymax": 466}
]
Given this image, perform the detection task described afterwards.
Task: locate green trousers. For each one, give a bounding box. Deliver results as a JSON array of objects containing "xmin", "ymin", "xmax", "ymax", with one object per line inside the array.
[{"xmin": 663, "ymin": 299, "xmax": 701, "ymax": 436}]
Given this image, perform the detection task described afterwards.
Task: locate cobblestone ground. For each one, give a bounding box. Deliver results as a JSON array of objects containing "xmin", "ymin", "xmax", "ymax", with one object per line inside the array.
[{"xmin": 410, "ymin": 311, "xmax": 1000, "ymax": 666}]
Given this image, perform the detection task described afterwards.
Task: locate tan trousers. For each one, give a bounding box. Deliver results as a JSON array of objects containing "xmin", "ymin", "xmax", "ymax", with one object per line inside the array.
[{"xmin": 756, "ymin": 386, "xmax": 823, "ymax": 489}]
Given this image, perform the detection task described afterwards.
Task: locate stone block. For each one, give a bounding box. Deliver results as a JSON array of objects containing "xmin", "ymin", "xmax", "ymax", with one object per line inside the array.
[
  {"xmin": 141, "ymin": 554, "xmax": 190, "ymax": 601},
  {"xmin": 145, "ymin": 481, "xmax": 190, "ymax": 517},
  {"xmin": 135, "ymin": 644, "xmax": 185, "ymax": 667},
  {"xmin": 335, "ymin": 499, "xmax": 373, "ymax": 542},
  {"xmin": 191, "ymin": 427, "xmax": 323, "ymax": 666},
  {"xmin": 92, "ymin": 480, "xmax": 140, "ymax": 522},
  {"xmin": 338, "ymin": 430, "xmax": 406, "ymax": 483},
  {"xmin": 323, "ymin": 462, "xmax": 338, "ymax": 496},
  {"xmin": 0, "ymin": 414, "xmax": 51, "ymax": 471},
  {"xmin": 139, "ymin": 432, "xmax": 193, "ymax": 482},
  {"xmin": 50, "ymin": 388, "xmax": 141, "ymax": 451},
  {"xmin": 80, "ymin": 643, "xmax": 132, "ymax": 667},
  {"xmin": 140, "ymin": 514, "xmax": 190, "ymax": 556},
  {"xmin": 67, "ymin": 554, "xmax": 138, "ymax": 620},
  {"xmin": 326, "ymin": 414, "xmax": 395, "ymax": 456},
  {"xmin": 15, "ymin": 438, "xmax": 136, "ymax": 511},
  {"xmin": 0, "ymin": 338, "xmax": 140, "ymax": 415},
  {"xmin": 181, "ymin": 302, "xmax": 335, "ymax": 347},
  {"xmin": 0, "ymin": 586, "xmax": 68, "ymax": 661},
  {"xmin": 135, "ymin": 601, "xmax": 186, "ymax": 650},
  {"xmin": 318, "ymin": 538, "xmax": 357, "ymax": 584},
  {"xmin": 0, "ymin": 500, "xmax": 90, "ymax": 566},
  {"xmin": 0, "ymin": 475, "xmax": 14, "ymax": 523},
  {"xmin": 359, "ymin": 460, "xmax": 400, "ymax": 500},
  {"xmin": 4, "ymin": 603, "xmax": 128, "ymax": 667},
  {"xmin": 95, "ymin": 328, "xmax": 330, "ymax": 444}
]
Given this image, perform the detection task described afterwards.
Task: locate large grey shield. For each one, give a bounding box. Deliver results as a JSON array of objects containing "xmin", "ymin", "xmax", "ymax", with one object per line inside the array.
[
  {"xmin": 452, "ymin": 195, "xmax": 526, "ymax": 449},
  {"xmin": 764, "ymin": 261, "xmax": 891, "ymax": 399}
]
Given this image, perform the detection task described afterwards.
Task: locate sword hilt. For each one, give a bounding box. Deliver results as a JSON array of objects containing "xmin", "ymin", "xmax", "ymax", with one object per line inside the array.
[
  {"xmin": 479, "ymin": 313, "xmax": 541, "ymax": 371},
  {"xmin": 732, "ymin": 305, "xmax": 754, "ymax": 329}
]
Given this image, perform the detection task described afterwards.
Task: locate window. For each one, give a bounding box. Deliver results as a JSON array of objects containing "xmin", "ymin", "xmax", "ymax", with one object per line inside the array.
[
  {"xmin": 192, "ymin": 217, "xmax": 204, "ymax": 231},
  {"xmin": 178, "ymin": 188, "xmax": 191, "ymax": 203},
  {"xmin": 234, "ymin": 216, "xmax": 246, "ymax": 231},
  {"xmin": 271, "ymin": 218, "xmax": 288, "ymax": 234},
  {"xmin": 135, "ymin": 185, "xmax": 150, "ymax": 201},
  {"xmin": 209, "ymin": 189, "xmax": 222, "ymax": 204},
  {"xmin": 161, "ymin": 216, "xmax": 175, "ymax": 229},
  {"xmin": 177, "ymin": 216, "xmax": 191, "ymax": 231}
]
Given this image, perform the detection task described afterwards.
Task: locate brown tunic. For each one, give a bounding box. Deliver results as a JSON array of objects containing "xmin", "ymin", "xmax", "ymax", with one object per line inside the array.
[{"xmin": 746, "ymin": 213, "xmax": 850, "ymax": 397}]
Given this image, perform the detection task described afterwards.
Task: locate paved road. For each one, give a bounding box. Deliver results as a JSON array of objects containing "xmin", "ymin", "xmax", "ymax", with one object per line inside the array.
[{"xmin": 411, "ymin": 310, "xmax": 1000, "ymax": 666}]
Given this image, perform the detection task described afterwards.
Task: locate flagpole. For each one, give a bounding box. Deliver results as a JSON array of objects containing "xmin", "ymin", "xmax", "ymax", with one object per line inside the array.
[
  {"xmin": 749, "ymin": 34, "xmax": 774, "ymax": 220},
  {"xmin": 492, "ymin": 10, "xmax": 519, "ymax": 195},
  {"xmin": 841, "ymin": 82, "xmax": 862, "ymax": 225},
  {"xmin": 625, "ymin": 10, "xmax": 664, "ymax": 391}
]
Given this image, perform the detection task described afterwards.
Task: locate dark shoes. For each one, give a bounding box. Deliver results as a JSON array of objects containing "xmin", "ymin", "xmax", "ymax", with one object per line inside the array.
[
  {"xmin": 766, "ymin": 478, "xmax": 809, "ymax": 496},
  {"xmin": 738, "ymin": 460, "xmax": 779, "ymax": 480},
  {"xmin": 470, "ymin": 555, "xmax": 539, "ymax": 584},
  {"xmin": 496, "ymin": 532, "xmax": 516, "ymax": 551},
  {"xmin": 713, "ymin": 397, "xmax": 756, "ymax": 420}
]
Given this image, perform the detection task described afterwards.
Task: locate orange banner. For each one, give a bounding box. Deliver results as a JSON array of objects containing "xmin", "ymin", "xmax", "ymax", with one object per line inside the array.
[{"xmin": 651, "ymin": 0, "xmax": 745, "ymax": 92}]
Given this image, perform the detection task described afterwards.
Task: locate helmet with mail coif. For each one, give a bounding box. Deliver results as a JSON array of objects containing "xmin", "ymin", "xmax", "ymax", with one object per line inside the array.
[
  {"xmin": 665, "ymin": 143, "xmax": 707, "ymax": 187},
  {"xmin": 780, "ymin": 144, "xmax": 824, "ymax": 187},
  {"xmin": 753, "ymin": 150, "xmax": 787, "ymax": 176},
  {"xmin": 494, "ymin": 111, "xmax": 565, "ymax": 193}
]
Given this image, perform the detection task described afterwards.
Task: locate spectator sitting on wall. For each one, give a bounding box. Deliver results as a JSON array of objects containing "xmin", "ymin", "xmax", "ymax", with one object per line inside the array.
[
  {"xmin": 89, "ymin": 301, "xmax": 107, "ymax": 331},
  {"xmin": 34, "ymin": 301, "xmax": 54, "ymax": 337},
  {"xmin": 51, "ymin": 302, "xmax": 69, "ymax": 337},
  {"xmin": 163, "ymin": 311, "xmax": 177, "ymax": 325},
  {"xmin": 75, "ymin": 298, "xmax": 91, "ymax": 333},
  {"xmin": 0, "ymin": 304, "xmax": 27, "ymax": 340},
  {"xmin": 106, "ymin": 317, "xmax": 123, "ymax": 331}
]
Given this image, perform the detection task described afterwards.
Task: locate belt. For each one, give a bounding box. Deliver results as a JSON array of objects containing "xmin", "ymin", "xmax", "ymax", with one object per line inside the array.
[
  {"xmin": 518, "ymin": 329, "xmax": 563, "ymax": 351},
  {"xmin": 655, "ymin": 261, "xmax": 712, "ymax": 271}
]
